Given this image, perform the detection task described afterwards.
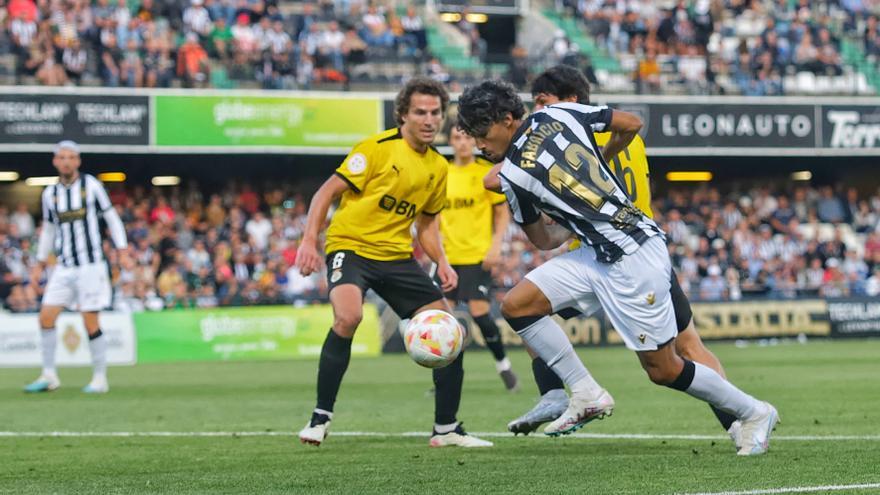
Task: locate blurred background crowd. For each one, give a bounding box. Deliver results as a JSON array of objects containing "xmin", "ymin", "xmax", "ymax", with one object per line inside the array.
[
  {"xmin": 2, "ymin": 0, "xmax": 880, "ymax": 94},
  {"xmin": 3, "ymin": 178, "xmax": 880, "ymax": 314}
]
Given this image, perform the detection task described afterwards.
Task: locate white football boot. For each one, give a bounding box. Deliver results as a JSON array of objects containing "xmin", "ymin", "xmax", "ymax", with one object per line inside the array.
[
  {"xmin": 737, "ymin": 402, "xmax": 779, "ymax": 456},
  {"xmin": 544, "ymin": 389, "xmax": 614, "ymax": 437},
  {"xmin": 23, "ymin": 373, "xmax": 61, "ymax": 393},
  {"xmin": 82, "ymin": 375, "xmax": 109, "ymax": 394},
  {"xmin": 728, "ymin": 420, "xmax": 743, "ymax": 452},
  {"xmin": 429, "ymin": 424, "xmax": 493, "ymax": 448},
  {"xmin": 299, "ymin": 413, "xmax": 332, "ymax": 447},
  {"xmin": 507, "ymin": 389, "xmax": 569, "ymax": 435}
]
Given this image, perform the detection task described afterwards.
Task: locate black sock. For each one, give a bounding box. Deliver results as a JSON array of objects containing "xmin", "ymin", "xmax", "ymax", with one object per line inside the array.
[
  {"xmin": 433, "ymin": 351, "xmax": 464, "ymax": 425},
  {"xmin": 710, "ymin": 405, "xmax": 738, "ymax": 430},
  {"xmin": 531, "ymin": 357, "xmax": 564, "ymax": 396},
  {"xmin": 473, "ymin": 313, "xmax": 505, "ymax": 362},
  {"xmin": 316, "ymin": 329, "xmax": 353, "ymax": 412}
]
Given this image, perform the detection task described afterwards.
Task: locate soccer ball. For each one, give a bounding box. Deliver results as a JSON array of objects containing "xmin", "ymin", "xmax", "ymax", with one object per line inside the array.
[{"xmin": 403, "ymin": 310, "xmax": 464, "ymax": 369}]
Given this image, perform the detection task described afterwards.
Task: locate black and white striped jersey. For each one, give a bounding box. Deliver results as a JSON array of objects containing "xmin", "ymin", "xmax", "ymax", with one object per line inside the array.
[
  {"xmin": 36, "ymin": 174, "xmax": 128, "ymax": 265},
  {"xmin": 499, "ymin": 102, "xmax": 664, "ymax": 263}
]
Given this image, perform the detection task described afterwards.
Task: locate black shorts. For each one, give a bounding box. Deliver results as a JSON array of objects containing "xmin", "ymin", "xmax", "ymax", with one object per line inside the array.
[
  {"xmin": 437, "ymin": 264, "xmax": 493, "ymax": 302},
  {"xmin": 556, "ymin": 268, "xmax": 694, "ymax": 333},
  {"xmin": 326, "ymin": 250, "xmax": 443, "ymax": 319}
]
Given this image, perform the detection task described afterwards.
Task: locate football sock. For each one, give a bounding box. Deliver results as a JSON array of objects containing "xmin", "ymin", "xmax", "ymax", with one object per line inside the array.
[
  {"xmin": 495, "ymin": 357, "xmax": 512, "ymax": 373},
  {"xmin": 87, "ymin": 329, "xmax": 107, "ymax": 378},
  {"xmin": 40, "ymin": 327, "xmax": 57, "ymax": 376},
  {"xmin": 531, "ymin": 357, "xmax": 565, "ymax": 395},
  {"xmin": 711, "ymin": 406, "xmax": 738, "ymax": 430},
  {"xmin": 316, "ymin": 329, "xmax": 353, "ymax": 412},
  {"xmin": 473, "ymin": 313, "xmax": 506, "ymax": 361},
  {"xmin": 508, "ymin": 316, "xmax": 592, "ymax": 389},
  {"xmin": 667, "ymin": 359, "xmax": 762, "ymax": 421},
  {"xmin": 433, "ymin": 422, "xmax": 459, "ymax": 435},
  {"xmin": 433, "ymin": 351, "xmax": 464, "ymax": 425}
]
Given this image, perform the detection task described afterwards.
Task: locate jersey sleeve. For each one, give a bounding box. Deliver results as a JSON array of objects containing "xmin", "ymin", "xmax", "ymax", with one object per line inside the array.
[
  {"xmin": 553, "ymin": 102, "xmax": 613, "ymax": 132},
  {"xmin": 422, "ymin": 162, "xmax": 447, "ymax": 215},
  {"xmin": 334, "ymin": 140, "xmax": 377, "ymax": 194},
  {"xmin": 498, "ymin": 162, "xmax": 541, "ymax": 226}
]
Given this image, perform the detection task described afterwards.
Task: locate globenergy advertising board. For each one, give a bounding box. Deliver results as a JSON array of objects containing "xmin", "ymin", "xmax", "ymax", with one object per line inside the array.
[
  {"xmin": 153, "ymin": 94, "xmax": 381, "ymax": 150},
  {"xmin": 134, "ymin": 304, "xmax": 381, "ymax": 362},
  {"xmin": 0, "ymin": 312, "xmax": 136, "ymax": 367}
]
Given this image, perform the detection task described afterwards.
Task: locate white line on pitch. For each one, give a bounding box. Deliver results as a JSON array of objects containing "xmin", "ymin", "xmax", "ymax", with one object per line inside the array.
[
  {"xmin": 1, "ymin": 431, "xmax": 880, "ymax": 441},
  {"xmin": 676, "ymin": 482, "xmax": 880, "ymax": 495}
]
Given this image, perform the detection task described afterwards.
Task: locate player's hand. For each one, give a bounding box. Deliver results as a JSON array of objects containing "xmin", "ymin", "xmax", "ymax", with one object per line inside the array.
[
  {"xmin": 295, "ymin": 240, "xmax": 324, "ymax": 276},
  {"xmin": 482, "ymin": 246, "xmax": 502, "ymax": 271},
  {"xmin": 437, "ymin": 262, "xmax": 458, "ymax": 293}
]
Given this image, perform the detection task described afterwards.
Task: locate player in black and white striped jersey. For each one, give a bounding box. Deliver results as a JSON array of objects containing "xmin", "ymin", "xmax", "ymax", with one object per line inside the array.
[
  {"xmin": 458, "ymin": 81, "xmax": 778, "ymax": 455},
  {"xmin": 24, "ymin": 141, "xmax": 128, "ymax": 394}
]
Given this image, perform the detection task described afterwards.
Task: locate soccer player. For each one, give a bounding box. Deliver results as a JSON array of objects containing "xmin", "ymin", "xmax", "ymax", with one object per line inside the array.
[
  {"xmin": 501, "ymin": 66, "xmax": 742, "ymax": 447},
  {"xmin": 437, "ymin": 125, "xmax": 518, "ymax": 391},
  {"xmin": 24, "ymin": 140, "xmax": 128, "ymax": 394},
  {"xmin": 457, "ymin": 80, "xmax": 778, "ymax": 455},
  {"xmin": 295, "ymin": 77, "xmax": 492, "ymax": 448}
]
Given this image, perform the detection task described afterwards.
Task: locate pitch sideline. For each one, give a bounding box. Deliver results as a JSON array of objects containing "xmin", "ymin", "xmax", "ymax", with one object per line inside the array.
[
  {"xmin": 676, "ymin": 482, "xmax": 880, "ymax": 495},
  {"xmin": 1, "ymin": 431, "xmax": 880, "ymax": 441}
]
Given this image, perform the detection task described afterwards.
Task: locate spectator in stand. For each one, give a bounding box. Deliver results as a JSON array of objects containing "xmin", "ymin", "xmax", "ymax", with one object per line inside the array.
[
  {"xmin": 636, "ymin": 49, "xmax": 662, "ymax": 93},
  {"xmin": 319, "ymin": 20, "xmax": 345, "ymax": 73},
  {"xmin": 361, "ymin": 4, "xmax": 393, "ymax": 48},
  {"xmin": 401, "ymin": 5, "xmax": 426, "ymax": 55},
  {"xmin": 177, "ymin": 32, "xmax": 211, "ymax": 87}
]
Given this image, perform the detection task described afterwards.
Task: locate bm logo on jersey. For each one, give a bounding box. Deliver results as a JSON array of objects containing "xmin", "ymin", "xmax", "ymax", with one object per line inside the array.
[{"xmin": 379, "ymin": 194, "xmax": 417, "ymax": 218}]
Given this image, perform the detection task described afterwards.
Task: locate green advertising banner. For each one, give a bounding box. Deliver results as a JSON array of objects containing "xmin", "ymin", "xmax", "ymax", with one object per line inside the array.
[
  {"xmin": 135, "ymin": 304, "xmax": 380, "ymax": 363},
  {"xmin": 154, "ymin": 95, "xmax": 381, "ymax": 148}
]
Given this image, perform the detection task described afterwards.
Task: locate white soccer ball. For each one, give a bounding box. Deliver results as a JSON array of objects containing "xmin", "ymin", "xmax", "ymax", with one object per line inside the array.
[{"xmin": 403, "ymin": 310, "xmax": 464, "ymax": 369}]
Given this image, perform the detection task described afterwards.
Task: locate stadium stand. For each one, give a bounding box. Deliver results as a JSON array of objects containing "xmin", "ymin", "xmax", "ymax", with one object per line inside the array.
[
  {"xmin": 2, "ymin": 180, "xmax": 880, "ymax": 313},
  {"xmin": 2, "ymin": 0, "xmax": 879, "ymax": 93}
]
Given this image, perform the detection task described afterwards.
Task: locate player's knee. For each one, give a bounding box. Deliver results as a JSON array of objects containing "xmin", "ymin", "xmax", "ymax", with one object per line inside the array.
[
  {"xmin": 38, "ymin": 312, "xmax": 56, "ymax": 329},
  {"xmin": 499, "ymin": 293, "xmax": 528, "ymax": 320},
  {"xmin": 645, "ymin": 366, "xmax": 679, "ymax": 386},
  {"xmin": 333, "ymin": 312, "xmax": 362, "ymax": 336}
]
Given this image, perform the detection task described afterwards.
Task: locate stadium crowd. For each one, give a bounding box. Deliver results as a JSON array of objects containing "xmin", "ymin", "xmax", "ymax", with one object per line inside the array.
[
  {"xmin": 1, "ymin": 0, "xmax": 428, "ymax": 89},
  {"xmin": 2, "ymin": 179, "xmax": 880, "ymax": 314},
  {"xmin": 2, "ymin": 0, "xmax": 879, "ymax": 92}
]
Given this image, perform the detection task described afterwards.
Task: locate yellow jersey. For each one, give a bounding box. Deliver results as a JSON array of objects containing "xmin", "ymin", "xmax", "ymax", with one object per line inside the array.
[
  {"xmin": 326, "ymin": 128, "xmax": 448, "ymax": 261},
  {"xmin": 440, "ymin": 158, "xmax": 507, "ymax": 265},
  {"xmin": 569, "ymin": 134, "xmax": 652, "ymax": 250}
]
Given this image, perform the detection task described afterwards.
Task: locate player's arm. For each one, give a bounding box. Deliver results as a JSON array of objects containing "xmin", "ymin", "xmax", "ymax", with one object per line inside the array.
[
  {"xmin": 35, "ymin": 190, "xmax": 55, "ymax": 267},
  {"xmin": 483, "ymin": 199, "xmax": 509, "ymax": 270},
  {"xmin": 91, "ymin": 176, "xmax": 128, "ymax": 251},
  {"xmin": 521, "ymin": 215, "xmax": 573, "ymax": 250},
  {"xmin": 601, "ymin": 110, "xmax": 642, "ymax": 164},
  {"xmin": 415, "ymin": 212, "xmax": 457, "ymax": 292},
  {"xmin": 296, "ymin": 174, "xmax": 350, "ymax": 276},
  {"xmin": 483, "ymin": 163, "xmax": 503, "ymax": 193}
]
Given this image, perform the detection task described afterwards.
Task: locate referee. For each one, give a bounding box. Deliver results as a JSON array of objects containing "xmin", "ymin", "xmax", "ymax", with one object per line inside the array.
[{"xmin": 24, "ymin": 140, "xmax": 128, "ymax": 394}]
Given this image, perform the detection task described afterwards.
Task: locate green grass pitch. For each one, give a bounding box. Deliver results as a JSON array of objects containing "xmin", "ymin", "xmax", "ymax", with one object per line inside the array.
[{"xmin": 2, "ymin": 339, "xmax": 879, "ymax": 494}]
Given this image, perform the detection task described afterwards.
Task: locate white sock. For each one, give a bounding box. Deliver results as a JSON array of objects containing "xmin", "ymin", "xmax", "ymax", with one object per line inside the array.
[
  {"xmin": 570, "ymin": 374, "xmax": 604, "ymax": 398},
  {"xmin": 41, "ymin": 328, "xmax": 57, "ymax": 376},
  {"xmin": 88, "ymin": 332, "xmax": 107, "ymax": 378},
  {"xmin": 516, "ymin": 317, "xmax": 592, "ymax": 388},
  {"xmin": 313, "ymin": 408, "xmax": 334, "ymax": 419},
  {"xmin": 434, "ymin": 422, "xmax": 458, "ymax": 434},
  {"xmin": 495, "ymin": 357, "xmax": 512, "ymax": 373},
  {"xmin": 686, "ymin": 362, "xmax": 763, "ymax": 420}
]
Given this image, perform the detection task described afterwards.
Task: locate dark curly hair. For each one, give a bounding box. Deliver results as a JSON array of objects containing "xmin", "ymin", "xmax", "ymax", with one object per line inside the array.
[
  {"xmin": 394, "ymin": 76, "xmax": 450, "ymax": 126},
  {"xmin": 457, "ymin": 80, "xmax": 526, "ymax": 138},
  {"xmin": 531, "ymin": 65, "xmax": 591, "ymax": 104}
]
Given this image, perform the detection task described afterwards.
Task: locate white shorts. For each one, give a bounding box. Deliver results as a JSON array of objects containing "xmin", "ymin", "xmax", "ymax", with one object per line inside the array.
[
  {"xmin": 43, "ymin": 262, "xmax": 112, "ymax": 312},
  {"xmin": 525, "ymin": 236, "xmax": 676, "ymax": 351}
]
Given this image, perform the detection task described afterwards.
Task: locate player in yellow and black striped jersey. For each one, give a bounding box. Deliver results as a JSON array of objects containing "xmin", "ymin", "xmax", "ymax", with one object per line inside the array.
[
  {"xmin": 295, "ymin": 77, "xmax": 492, "ymax": 448},
  {"xmin": 499, "ymin": 65, "xmax": 741, "ymax": 440},
  {"xmin": 437, "ymin": 126, "xmax": 518, "ymax": 392}
]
